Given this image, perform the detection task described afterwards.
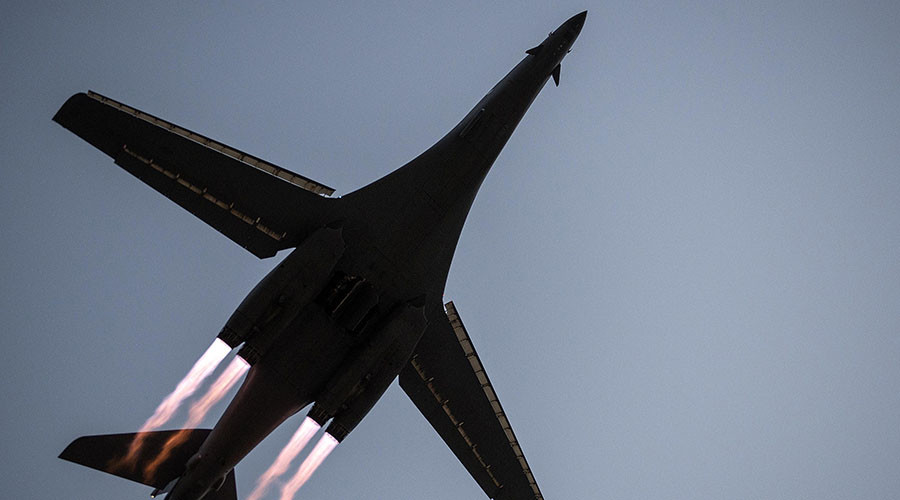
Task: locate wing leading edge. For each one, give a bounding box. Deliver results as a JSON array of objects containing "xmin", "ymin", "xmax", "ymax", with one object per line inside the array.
[
  {"xmin": 53, "ymin": 91, "xmax": 335, "ymax": 258},
  {"xmin": 399, "ymin": 302, "xmax": 543, "ymax": 500}
]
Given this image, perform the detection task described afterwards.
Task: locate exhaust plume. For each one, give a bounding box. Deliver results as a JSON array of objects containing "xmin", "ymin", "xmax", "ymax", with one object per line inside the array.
[
  {"xmin": 114, "ymin": 338, "xmax": 232, "ymax": 469},
  {"xmin": 144, "ymin": 356, "xmax": 250, "ymax": 476},
  {"xmin": 279, "ymin": 433, "xmax": 339, "ymax": 500},
  {"xmin": 246, "ymin": 417, "xmax": 321, "ymax": 500}
]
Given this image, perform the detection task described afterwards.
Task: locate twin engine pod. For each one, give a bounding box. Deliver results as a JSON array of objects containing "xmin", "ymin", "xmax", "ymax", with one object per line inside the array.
[
  {"xmin": 307, "ymin": 300, "xmax": 428, "ymax": 442},
  {"xmin": 216, "ymin": 226, "xmax": 346, "ymax": 364}
]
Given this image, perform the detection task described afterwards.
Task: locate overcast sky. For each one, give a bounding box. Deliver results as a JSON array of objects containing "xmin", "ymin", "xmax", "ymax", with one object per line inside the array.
[{"xmin": 2, "ymin": 2, "xmax": 900, "ymax": 499}]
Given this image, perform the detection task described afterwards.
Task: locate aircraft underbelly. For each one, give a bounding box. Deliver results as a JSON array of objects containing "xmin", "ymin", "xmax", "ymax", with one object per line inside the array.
[
  {"xmin": 335, "ymin": 141, "xmax": 496, "ymax": 299},
  {"xmin": 263, "ymin": 304, "xmax": 359, "ymax": 399}
]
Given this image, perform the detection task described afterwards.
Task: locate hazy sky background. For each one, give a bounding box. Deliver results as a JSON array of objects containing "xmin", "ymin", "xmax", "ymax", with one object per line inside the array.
[{"xmin": 2, "ymin": 2, "xmax": 899, "ymax": 499}]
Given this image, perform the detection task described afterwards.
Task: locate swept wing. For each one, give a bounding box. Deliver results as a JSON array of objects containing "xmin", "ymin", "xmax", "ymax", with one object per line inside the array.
[
  {"xmin": 399, "ymin": 302, "xmax": 543, "ymax": 500},
  {"xmin": 53, "ymin": 91, "xmax": 334, "ymax": 258}
]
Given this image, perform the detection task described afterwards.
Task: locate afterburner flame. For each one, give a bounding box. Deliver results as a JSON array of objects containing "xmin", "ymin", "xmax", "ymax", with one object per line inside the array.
[
  {"xmin": 115, "ymin": 338, "xmax": 232, "ymax": 469},
  {"xmin": 144, "ymin": 356, "xmax": 250, "ymax": 476},
  {"xmin": 186, "ymin": 356, "xmax": 250, "ymax": 425},
  {"xmin": 246, "ymin": 417, "xmax": 321, "ymax": 500},
  {"xmin": 279, "ymin": 433, "xmax": 339, "ymax": 500}
]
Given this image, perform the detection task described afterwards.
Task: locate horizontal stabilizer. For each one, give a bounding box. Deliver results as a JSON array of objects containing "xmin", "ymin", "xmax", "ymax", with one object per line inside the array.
[
  {"xmin": 59, "ymin": 429, "xmax": 210, "ymax": 489},
  {"xmin": 551, "ymin": 64, "xmax": 561, "ymax": 86}
]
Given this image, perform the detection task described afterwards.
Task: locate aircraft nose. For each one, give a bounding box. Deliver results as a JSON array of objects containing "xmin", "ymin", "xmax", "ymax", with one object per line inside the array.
[{"xmin": 568, "ymin": 11, "xmax": 587, "ymax": 34}]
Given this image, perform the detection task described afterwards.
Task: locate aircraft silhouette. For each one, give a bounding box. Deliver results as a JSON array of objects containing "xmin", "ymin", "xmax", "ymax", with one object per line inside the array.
[{"xmin": 54, "ymin": 11, "xmax": 586, "ymax": 500}]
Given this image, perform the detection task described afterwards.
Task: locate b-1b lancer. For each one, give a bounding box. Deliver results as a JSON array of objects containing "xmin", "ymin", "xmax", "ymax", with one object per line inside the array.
[{"xmin": 55, "ymin": 11, "xmax": 586, "ymax": 500}]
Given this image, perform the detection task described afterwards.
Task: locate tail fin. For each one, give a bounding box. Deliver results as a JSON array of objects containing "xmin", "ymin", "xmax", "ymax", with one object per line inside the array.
[{"xmin": 59, "ymin": 429, "xmax": 210, "ymax": 489}]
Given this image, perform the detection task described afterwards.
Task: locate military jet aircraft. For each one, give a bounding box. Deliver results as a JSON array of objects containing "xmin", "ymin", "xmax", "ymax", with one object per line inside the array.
[{"xmin": 54, "ymin": 11, "xmax": 586, "ymax": 500}]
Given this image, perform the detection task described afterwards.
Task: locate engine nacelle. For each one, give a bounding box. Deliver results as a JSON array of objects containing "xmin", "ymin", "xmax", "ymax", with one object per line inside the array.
[
  {"xmin": 217, "ymin": 227, "xmax": 345, "ymax": 364},
  {"xmin": 308, "ymin": 300, "xmax": 428, "ymax": 441}
]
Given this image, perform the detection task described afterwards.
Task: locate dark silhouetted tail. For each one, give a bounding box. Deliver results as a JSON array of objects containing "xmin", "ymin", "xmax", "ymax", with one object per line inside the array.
[{"xmin": 59, "ymin": 429, "xmax": 231, "ymax": 495}]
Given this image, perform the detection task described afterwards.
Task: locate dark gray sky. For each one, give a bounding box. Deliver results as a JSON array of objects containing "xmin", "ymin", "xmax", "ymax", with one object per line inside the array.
[{"xmin": 3, "ymin": 2, "xmax": 900, "ymax": 499}]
